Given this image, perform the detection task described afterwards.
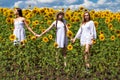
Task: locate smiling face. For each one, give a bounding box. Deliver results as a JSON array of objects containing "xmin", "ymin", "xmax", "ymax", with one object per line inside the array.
[
  {"xmin": 13, "ymin": 8, "xmax": 23, "ymax": 17},
  {"xmin": 58, "ymin": 14, "xmax": 64, "ymax": 20},
  {"xmin": 84, "ymin": 12, "xmax": 90, "ymax": 22},
  {"xmin": 14, "ymin": 9, "xmax": 18, "ymax": 15}
]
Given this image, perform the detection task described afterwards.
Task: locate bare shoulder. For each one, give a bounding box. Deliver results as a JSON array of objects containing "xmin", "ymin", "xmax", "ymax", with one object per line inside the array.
[{"xmin": 21, "ymin": 17, "xmax": 26, "ymax": 21}]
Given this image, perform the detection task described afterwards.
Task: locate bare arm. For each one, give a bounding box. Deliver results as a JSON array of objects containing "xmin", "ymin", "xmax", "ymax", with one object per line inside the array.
[
  {"xmin": 23, "ymin": 18, "xmax": 37, "ymax": 35},
  {"xmin": 39, "ymin": 23, "xmax": 55, "ymax": 37},
  {"xmin": 65, "ymin": 24, "xmax": 69, "ymax": 32}
]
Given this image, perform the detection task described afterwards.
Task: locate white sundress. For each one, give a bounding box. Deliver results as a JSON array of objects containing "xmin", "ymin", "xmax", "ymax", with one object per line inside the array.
[
  {"xmin": 52, "ymin": 20, "xmax": 68, "ymax": 48},
  {"xmin": 13, "ymin": 20, "xmax": 25, "ymax": 44},
  {"xmin": 75, "ymin": 20, "xmax": 97, "ymax": 46}
]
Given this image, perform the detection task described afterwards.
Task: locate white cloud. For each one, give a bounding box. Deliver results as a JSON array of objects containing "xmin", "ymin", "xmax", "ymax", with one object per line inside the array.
[
  {"xmin": 14, "ymin": 1, "xmax": 23, "ymax": 7},
  {"xmin": 82, "ymin": 0, "xmax": 95, "ymax": 7},
  {"xmin": 25, "ymin": 0, "xmax": 37, "ymax": 5},
  {"xmin": 13, "ymin": 0, "xmax": 120, "ymax": 12},
  {"xmin": 97, "ymin": 0, "xmax": 106, "ymax": 5},
  {"xmin": 65, "ymin": 0, "xmax": 77, "ymax": 4},
  {"xmin": 37, "ymin": 0, "xmax": 55, "ymax": 3}
]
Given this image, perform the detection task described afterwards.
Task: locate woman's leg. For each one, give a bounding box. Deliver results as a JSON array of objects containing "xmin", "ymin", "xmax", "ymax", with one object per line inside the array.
[
  {"xmin": 84, "ymin": 44, "xmax": 91, "ymax": 68},
  {"xmin": 62, "ymin": 47, "xmax": 67, "ymax": 67}
]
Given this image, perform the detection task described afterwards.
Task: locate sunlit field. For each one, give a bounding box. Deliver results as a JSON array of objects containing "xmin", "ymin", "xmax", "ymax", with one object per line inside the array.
[{"xmin": 0, "ymin": 7, "xmax": 120, "ymax": 79}]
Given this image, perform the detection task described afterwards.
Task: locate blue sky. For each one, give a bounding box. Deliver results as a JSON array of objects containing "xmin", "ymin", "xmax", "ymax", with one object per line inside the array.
[{"xmin": 0, "ymin": 0, "xmax": 120, "ymax": 12}]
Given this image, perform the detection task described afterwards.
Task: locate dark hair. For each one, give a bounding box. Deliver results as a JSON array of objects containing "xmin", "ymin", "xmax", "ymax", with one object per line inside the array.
[
  {"xmin": 82, "ymin": 11, "xmax": 91, "ymax": 24},
  {"xmin": 16, "ymin": 8, "xmax": 23, "ymax": 17},
  {"xmin": 56, "ymin": 11, "xmax": 64, "ymax": 21}
]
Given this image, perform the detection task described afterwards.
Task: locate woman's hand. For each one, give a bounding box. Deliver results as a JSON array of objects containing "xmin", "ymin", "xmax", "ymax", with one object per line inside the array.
[
  {"xmin": 91, "ymin": 39, "xmax": 94, "ymax": 44},
  {"xmin": 35, "ymin": 34, "xmax": 41, "ymax": 37},
  {"xmin": 71, "ymin": 38, "xmax": 76, "ymax": 43}
]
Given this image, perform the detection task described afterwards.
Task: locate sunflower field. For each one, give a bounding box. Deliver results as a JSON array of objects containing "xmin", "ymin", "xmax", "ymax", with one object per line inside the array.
[{"xmin": 0, "ymin": 6, "xmax": 120, "ymax": 80}]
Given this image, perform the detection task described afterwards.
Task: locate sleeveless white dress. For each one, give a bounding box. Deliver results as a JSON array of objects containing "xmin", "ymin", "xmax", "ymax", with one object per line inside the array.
[
  {"xmin": 13, "ymin": 21, "xmax": 25, "ymax": 44},
  {"xmin": 52, "ymin": 20, "xmax": 68, "ymax": 48},
  {"xmin": 75, "ymin": 20, "xmax": 96, "ymax": 46}
]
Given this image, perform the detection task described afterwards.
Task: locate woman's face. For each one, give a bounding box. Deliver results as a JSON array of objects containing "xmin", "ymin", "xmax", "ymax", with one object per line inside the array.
[
  {"xmin": 84, "ymin": 13, "xmax": 90, "ymax": 21},
  {"xmin": 14, "ymin": 9, "xmax": 18, "ymax": 15},
  {"xmin": 58, "ymin": 14, "xmax": 64, "ymax": 19}
]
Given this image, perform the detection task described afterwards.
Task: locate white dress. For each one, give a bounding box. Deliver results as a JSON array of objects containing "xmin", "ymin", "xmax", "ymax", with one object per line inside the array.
[
  {"xmin": 13, "ymin": 21, "xmax": 25, "ymax": 44},
  {"xmin": 75, "ymin": 20, "xmax": 96, "ymax": 46},
  {"xmin": 52, "ymin": 20, "xmax": 68, "ymax": 48}
]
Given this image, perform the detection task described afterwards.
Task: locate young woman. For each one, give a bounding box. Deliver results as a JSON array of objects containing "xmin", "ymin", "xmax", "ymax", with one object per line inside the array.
[
  {"xmin": 13, "ymin": 8, "xmax": 37, "ymax": 45},
  {"xmin": 37, "ymin": 11, "xmax": 69, "ymax": 66},
  {"xmin": 72, "ymin": 11, "xmax": 97, "ymax": 69}
]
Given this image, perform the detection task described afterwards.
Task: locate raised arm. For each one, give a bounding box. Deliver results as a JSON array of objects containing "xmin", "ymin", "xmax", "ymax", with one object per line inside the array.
[
  {"xmin": 38, "ymin": 21, "xmax": 55, "ymax": 37},
  {"xmin": 23, "ymin": 18, "xmax": 37, "ymax": 35}
]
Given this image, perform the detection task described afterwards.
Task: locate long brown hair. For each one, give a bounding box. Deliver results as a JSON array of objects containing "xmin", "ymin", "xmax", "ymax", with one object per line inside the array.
[
  {"xmin": 56, "ymin": 11, "xmax": 64, "ymax": 22},
  {"xmin": 15, "ymin": 8, "xmax": 23, "ymax": 17},
  {"xmin": 82, "ymin": 11, "xmax": 91, "ymax": 24}
]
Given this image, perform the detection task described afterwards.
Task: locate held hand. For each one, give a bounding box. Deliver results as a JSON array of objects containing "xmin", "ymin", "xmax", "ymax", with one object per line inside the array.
[
  {"xmin": 35, "ymin": 34, "xmax": 41, "ymax": 37},
  {"xmin": 71, "ymin": 38, "xmax": 75, "ymax": 43},
  {"xmin": 91, "ymin": 39, "xmax": 94, "ymax": 44}
]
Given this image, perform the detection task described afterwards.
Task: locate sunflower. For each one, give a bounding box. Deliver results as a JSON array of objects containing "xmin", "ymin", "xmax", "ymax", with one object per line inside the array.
[
  {"xmin": 6, "ymin": 18, "xmax": 11, "ymax": 24},
  {"xmin": 108, "ymin": 23, "xmax": 113, "ymax": 30},
  {"xmin": 28, "ymin": 35, "xmax": 32, "ymax": 39},
  {"xmin": 99, "ymin": 35, "xmax": 105, "ymax": 41},
  {"xmin": 7, "ymin": 14, "xmax": 13, "ymax": 18},
  {"xmin": 101, "ymin": 13, "xmax": 105, "ymax": 18},
  {"xmin": 47, "ymin": 20, "xmax": 52, "ymax": 25},
  {"xmin": 26, "ymin": 19, "xmax": 31, "ymax": 25},
  {"xmin": 117, "ymin": 34, "xmax": 120, "ymax": 38},
  {"xmin": 67, "ymin": 30, "xmax": 73, "ymax": 38},
  {"xmin": 48, "ymin": 12, "xmax": 53, "ymax": 17},
  {"xmin": 32, "ymin": 20, "xmax": 39, "ymax": 25},
  {"xmin": 31, "ymin": 36, "xmax": 37, "ymax": 40},
  {"xmin": 41, "ymin": 29, "xmax": 45, "ymax": 32},
  {"xmin": 90, "ymin": 10, "xmax": 95, "ymax": 15},
  {"xmin": 67, "ymin": 44, "xmax": 73, "ymax": 50},
  {"xmin": 67, "ymin": 8, "xmax": 71, "ymax": 11},
  {"xmin": 94, "ymin": 13, "xmax": 99, "ymax": 18},
  {"xmin": 65, "ymin": 12, "xmax": 71, "ymax": 19},
  {"xmin": 99, "ymin": 31, "xmax": 104, "ymax": 35},
  {"xmin": 9, "ymin": 27, "xmax": 14, "ymax": 31},
  {"xmin": 48, "ymin": 35, "xmax": 53, "ymax": 40},
  {"xmin": 105, "ymin": 18, "xmax": 110, "ymax": 24},
  {"xmin": 79, "ymin": 6, "xmax": 84, "ymax": 11},
  {"xmin": 110, "ymin": 35, "xmax": 115, "ymax": 41},
  {"xmin": 75, "ymin": 17, "xmax": 80, "ymax": 22},
  {"xmin": 0, "ymin": 8, "xmax": 3, "ymax": 13},
  {"xmin": 62, "ymin": 8, "xmax": 64, "ymax": 11},
  {"xmin": 9, "ymin": 34, "xmax": 16, "ymax": 41},
  {"xmin": 118, "ymin": 18, "xmax": 120, "ymax": 22},
  {"xmin": 84, "ymin": 9, "xmax": 88, "ymax": 12},
  {"xmin": 54, "ymin": 42, "xmax": 58, "ymax": 48},
  {"xmin": 92, "ymin": 39, "xmax": 96, "ymax": 44},
  {"xmin": 70, "ymin": 17, "xmax": 75, "ymax": 23},
  {"xmin": 20, "ymin": 39, "xmax": 27, "ymax": 45},
  {"xmin": 67, "ymin": 23, "xmax": 71, "ymax": 29},
  {"xmin": 42, "ymin": 37, "xmax": 49, "ymax": 43},
  {"xmin": 94, "ymin": 21, "xmax": 99, "ymax": 28},
  {"xmin": 116, "ymin": 30, "xmax": 120, "ymax": 34}
]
